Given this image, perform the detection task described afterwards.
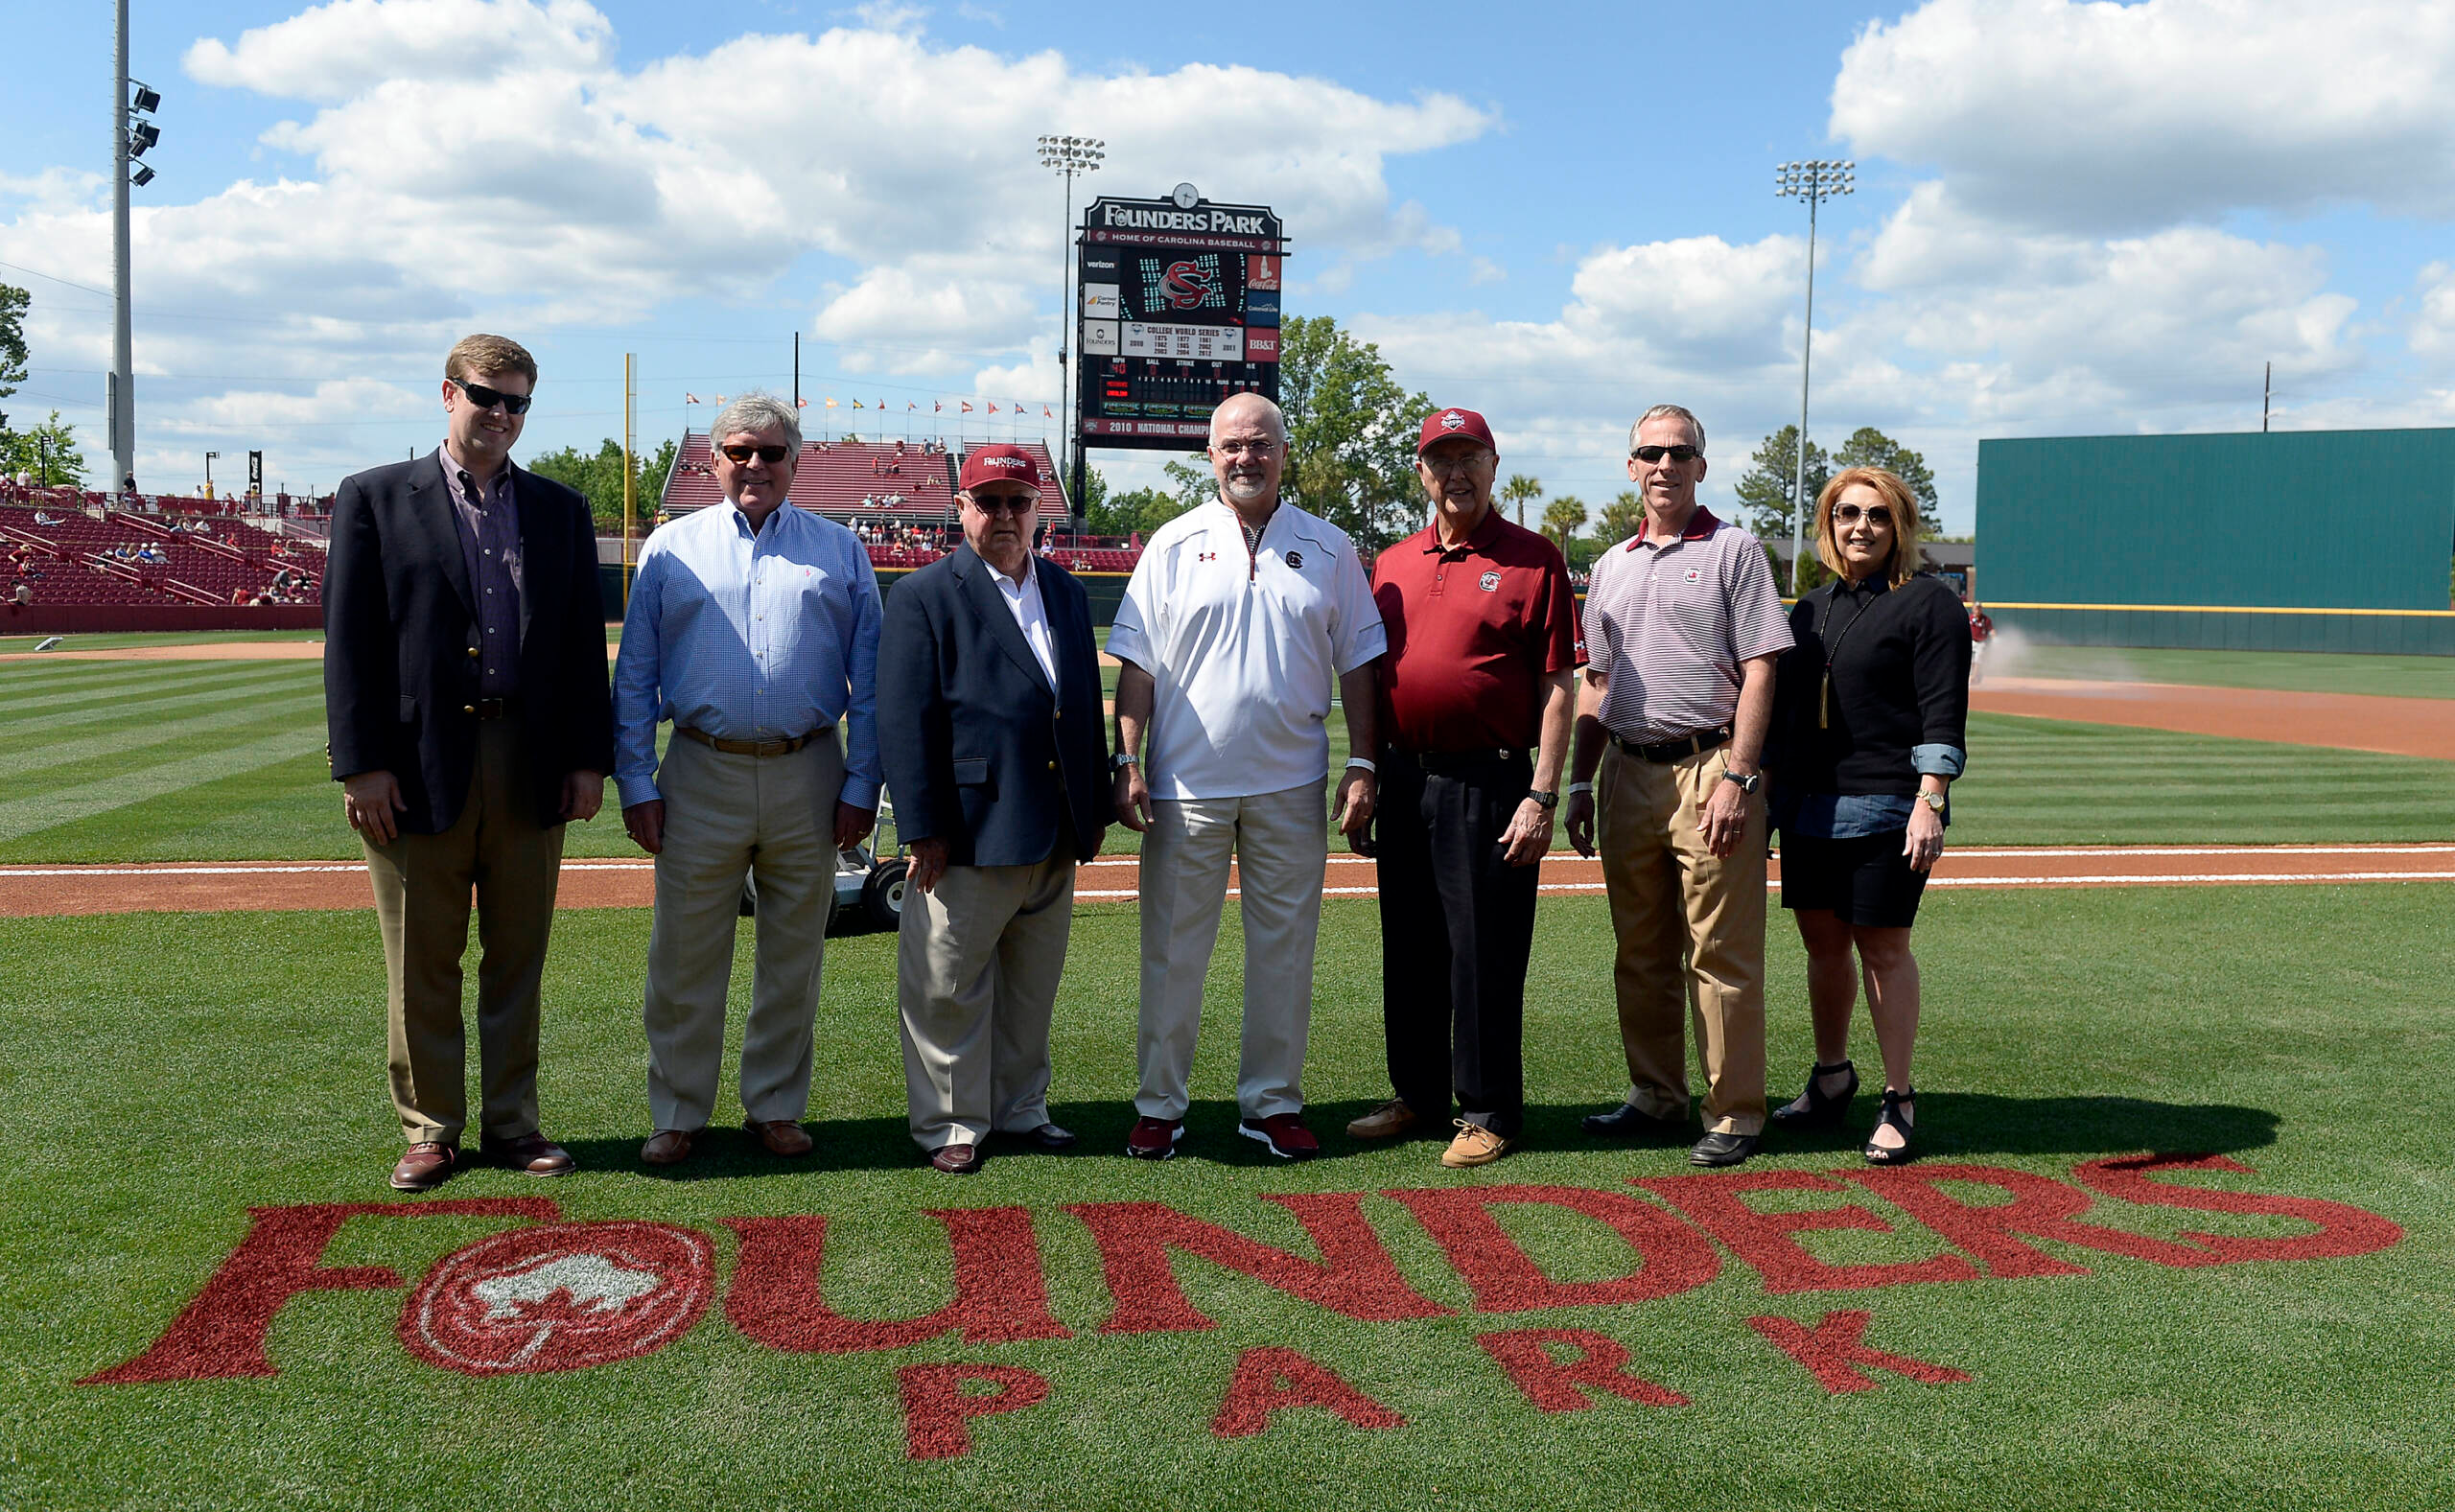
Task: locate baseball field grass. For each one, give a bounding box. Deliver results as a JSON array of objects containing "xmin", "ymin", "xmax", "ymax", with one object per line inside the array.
[
  {"xmin": 2001, "ymin": 643, "xmax": 2455, "ymax": 700},
  {"xmin": 2, "ymin": 885, "xmax": 2449, "ymax": 1511},
  {"xmin": 3, "ymin": 656, "xmax": 2453, "ymax": 864}
]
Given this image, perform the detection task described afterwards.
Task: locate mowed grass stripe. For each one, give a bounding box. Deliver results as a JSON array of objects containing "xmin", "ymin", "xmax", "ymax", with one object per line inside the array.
[
  {"xmin": 0, "ymin": 688, "xmax": 328, "ymax": 784},
  {"xmin": 0, "ymin": 663, "xmax": 314, "ymax": 720},
  {"xmin": 0, "ymin": 724, "xmax": 332, "ymax": 844}
]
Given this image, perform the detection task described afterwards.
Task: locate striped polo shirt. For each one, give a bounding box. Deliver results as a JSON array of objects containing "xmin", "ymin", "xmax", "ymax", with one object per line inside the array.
[{"xmin": 1579, "ymin": 505, "xmax": 1792, "ymax": 743}]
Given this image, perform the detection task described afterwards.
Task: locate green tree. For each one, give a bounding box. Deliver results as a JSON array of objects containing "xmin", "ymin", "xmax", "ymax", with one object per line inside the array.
[
  {"xmin": 1595, "ymin": 488, "xmax": 1646, "ymax": 547},
  {"xmin": 0, "ymin": 410, "xmax": 86, "ymax": 487},
  {"xmin": 1733, "ymin": 424, "xmax": 1830, "ymax": 547},
  {"xmin": 1086, "ymin": 476, "xmax": 1192, "ymax": 539},
  {"xmin": 1832, "ymin": 425, "xmax": 1940, "ymax": 524},
  {"xmin": 1500, "ymin": 473, "xmax": 1543, "ymax": 530},
  {"xmin": 0, "ymin": 284, "xmax": 28, "ymax": 404},
  {"xmin": 1274, "ymin": 314, "xmax": 1435, "ymax": 548},
  {"xmin": 527, "ymin": 436, "xmax": 678, "ymax": 531},
  {"xmin": 1542, "ymin": 494, "xmax": 1588, "ymax": 554}
]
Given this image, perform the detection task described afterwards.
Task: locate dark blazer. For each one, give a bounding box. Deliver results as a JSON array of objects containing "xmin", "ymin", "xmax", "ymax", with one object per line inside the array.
[
  {"xmin": 323, "ymin": 453, "xmax": 615, "ymax": 834},
  {"xmin": 877, "ymin": 546, "xmax": 1109, "ymax": 867}
]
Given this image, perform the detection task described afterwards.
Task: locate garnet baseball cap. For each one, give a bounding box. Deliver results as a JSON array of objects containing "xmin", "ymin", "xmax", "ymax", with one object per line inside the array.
[
  {"xmin": 1417, "ymin": 407, "xmax": 1496, "ymax": 455},
  {"xmin": 958, "ymin": 444, "xmax": 1041, "ymax": 495}
]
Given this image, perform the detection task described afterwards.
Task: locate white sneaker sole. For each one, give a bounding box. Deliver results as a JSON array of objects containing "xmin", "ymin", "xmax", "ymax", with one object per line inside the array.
[
  {"xmin": 1126, "ymin": 1124, "xmax": 1183, "ymax": 1160},
  {"xmin": 1237, "ymin": 1123, "xmax": 1317, "ymax": 1160}
]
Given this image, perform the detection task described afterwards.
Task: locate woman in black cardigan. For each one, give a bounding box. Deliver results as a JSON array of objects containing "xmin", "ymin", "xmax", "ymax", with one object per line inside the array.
[{"xmin": 1766, "ymin": 467, "xmax": 1969, "ymax": 1163}]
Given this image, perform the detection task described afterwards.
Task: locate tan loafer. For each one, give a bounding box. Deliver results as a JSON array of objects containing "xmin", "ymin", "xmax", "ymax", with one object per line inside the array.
[
  {"xmin": 1346, "ymin": 1099, "xmax": 1423, "ymax": 1139},
  {"xmin": 750, "ymin": 1119, "xmax": 812, "ymax": 1157},
  {"xmin": 641, "ymin": 1128, "xmax": 695, "ymax": 1166},
  {"xmin": 1440, "ymin": 1120, "xmax": 1513, "ymax": 1169}
]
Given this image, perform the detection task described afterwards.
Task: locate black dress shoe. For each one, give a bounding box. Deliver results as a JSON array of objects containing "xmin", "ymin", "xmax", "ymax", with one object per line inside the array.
[
  {"xmin": 1005, "ymin": 1122, "xmax": 1077, "ymax": 1151},
  {"xmin": 1582, "ymin": 1103, "xmax": 1689, "ymax": 1139},
  {"xmin": 1689, "ymin": 1130, "xmax": 1760, "ymax": 1167},
  {"xmin": 1769, "ymin": 1058, "xmax": 1859, "ymax": 1129}
]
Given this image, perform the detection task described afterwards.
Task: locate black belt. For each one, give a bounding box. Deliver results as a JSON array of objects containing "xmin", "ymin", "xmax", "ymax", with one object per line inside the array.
[
  {"xmin": 1385, "ymin": 747, "xmax": 1529, "ymax": 776},
  {"xmin": 1613, "ymin": 725, "xmax": 1731, "ymax": 764},
  {"xmin": 676, "ymin": 724, "xmax": 830, "ymax": 757},
  {"xmin": 465, "ymin": 695, "xmax": 521, "ymax": 720}
]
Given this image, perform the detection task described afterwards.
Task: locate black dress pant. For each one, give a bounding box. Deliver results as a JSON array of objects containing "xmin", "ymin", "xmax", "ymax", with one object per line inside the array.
[{"xmin": 1374, "ymin": 750, "xmax": 1538, "ymax": 1137}]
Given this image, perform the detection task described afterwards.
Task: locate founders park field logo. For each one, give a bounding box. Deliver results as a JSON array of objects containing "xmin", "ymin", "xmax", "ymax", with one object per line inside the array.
[{"xmin": 81, "ymin": 1156, "xmax": 2400, "ymax": 1460}]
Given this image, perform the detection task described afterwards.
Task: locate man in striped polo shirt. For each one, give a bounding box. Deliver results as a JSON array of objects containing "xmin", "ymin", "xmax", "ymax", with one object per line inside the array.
[{"xmin": 1563, "ymin": 404, "xmax": 1793, "ymax": 1167}]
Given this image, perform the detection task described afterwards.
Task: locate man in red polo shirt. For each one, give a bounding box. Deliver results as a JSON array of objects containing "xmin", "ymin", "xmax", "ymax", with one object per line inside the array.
[{"xmin": 1348, "ymin": 407, "xmax": 1578, "ymax": 1168}]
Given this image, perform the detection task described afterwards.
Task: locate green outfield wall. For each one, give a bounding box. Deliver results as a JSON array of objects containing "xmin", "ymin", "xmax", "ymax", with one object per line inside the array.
[{"xmin": 1976, "ymin": 428, "xmax": 2455, "ymax": 652}]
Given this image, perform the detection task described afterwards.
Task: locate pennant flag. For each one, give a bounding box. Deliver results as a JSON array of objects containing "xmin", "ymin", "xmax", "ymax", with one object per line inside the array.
[
  {"xmin": 1042, "ymin": 406, "xmax": 1054, "ymax": 417},
  {"xmin": 960, "ymin": 402, "xmax": 973, "ymax": 413},
  {"xmin": 825, "ymin": 398, "xmax": 838, "ymax": 408},
  {"xmin": 795, "ymin": 397, "xmax": 808, "ymax": 408},
  {"xmin": 907, "ymin": 402, "xmax": 917, "ymax": 411},
  {"xmin": 685, "ymin": 393, "xmax": 701, "ymax": 405},
  {"xmin": 852, "ymin": 398, "xmax": 864, "ymax": 409},
  {"xmin": 934, "ymin": 401, "xmax": 943, "ymax": 412},
  {"xmin": 989, "ymin": 404, "xmax": 999, "ymax": 414},
  {"xmin": 877, "ymin": 399, "xmax": 885, "ymax": 411}
]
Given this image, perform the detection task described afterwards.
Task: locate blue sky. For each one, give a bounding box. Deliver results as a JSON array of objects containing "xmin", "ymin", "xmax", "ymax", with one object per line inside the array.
[{"xmin": 6, "ymin": 0, "xmax": 2453, "ymax": 529}]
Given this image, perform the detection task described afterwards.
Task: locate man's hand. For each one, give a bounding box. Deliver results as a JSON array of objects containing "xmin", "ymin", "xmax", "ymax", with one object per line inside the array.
[
  {"xmin": 1499, "ymin": 798, "xmax": 1555, "ymax": 866},
  {"xmin": 1699, "ymin": 777, "xmax": 1752, "ymax": 859},
  {"xmin": 623, "ymin": 799, "xmax": 665, "ymax": 855},
  {"xmin": 1564, "ymin": 790, "xmax": 1597, "ymax": 858},
  {"xmin": 342, "ymin": 770, "xmax": 407, "ymax": 846},
  {"xmin": 907, "ymin": 836, "xmax": 949, "ymax": 894},
  {"xmin": 1113, "ymin": 765, "xmax": 1152, "ymax": 832},
  {"xmin": 835, "ymin": 803, "xmax": 877, "ymax": 851},
  {"xmin": 1335, "ymin": 766, "xmax": 1375, "ymax": 842},
  {"xmin": 561, "ymin": 770, "xmax": 604, "ymax": 823},
  {"xmin": 1905, "ymin": 801, "xmax": 1947, "ymax": 872}
]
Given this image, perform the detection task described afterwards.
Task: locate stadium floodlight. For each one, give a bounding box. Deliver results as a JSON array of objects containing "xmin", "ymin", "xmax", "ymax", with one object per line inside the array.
[
  {"xmin": 1036, "ymin": 133, "xmax": 1106, "ymax": 516},
  {"xmin": 130, "ymin": 81, "xmax": 160, "ymax": 114},
  {"xmin": 129, "ymin": 122, "xmax": 159, "ymax": 157},
  {"xmin": 129, "ymin": 165, "xmax": 154, "ymax": 188},
  {"xmin": 1773, "ymin": 157, "xmax": 1855, "ymax": 593}
]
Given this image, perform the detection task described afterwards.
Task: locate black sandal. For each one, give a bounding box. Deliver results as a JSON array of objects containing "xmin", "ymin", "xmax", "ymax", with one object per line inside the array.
[
  {"xmin": 1863, "ymin": 1087, "xmax": 1916, "ymax": 1165},
  {"xmin": 1769, "ymin": 1059, "xmax": 1858, "ymax": 1128}
]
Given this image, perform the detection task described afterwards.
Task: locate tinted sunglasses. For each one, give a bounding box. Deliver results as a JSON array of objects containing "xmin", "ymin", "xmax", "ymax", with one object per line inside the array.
[
  {"xmin": 719, "ymin": 443, "xmax": 792, "ymax": 464},
  {"xmin": 1835, "ymin": 503, "xmax": 1894, "ymax": 526},
  {"xmin": 964, "ymin": 492, "xmax": 1037, "ymax": 515},
  {"xmin": 451, "ymin": 378, "xmax": 532, "ymax": 415},
  {"xmin": 1631, "ymin": 444, "xmax": 1701, "ymax": 463}
]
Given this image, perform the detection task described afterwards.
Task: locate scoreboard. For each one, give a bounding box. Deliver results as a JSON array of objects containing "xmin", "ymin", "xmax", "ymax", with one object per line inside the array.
[{"xmin": 1075, "ymin": 190, "xmax": 1286, "ymax": 450}]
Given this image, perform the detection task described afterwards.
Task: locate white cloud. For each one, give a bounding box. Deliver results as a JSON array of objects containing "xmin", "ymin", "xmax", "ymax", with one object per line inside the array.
[
  {"xmin": 1834, "ymin": 0, "xmax": 2455, "ymax": 231},
  {"xmin": 185, "ymin": 0, "xmax": 614, "ymax": 104}
]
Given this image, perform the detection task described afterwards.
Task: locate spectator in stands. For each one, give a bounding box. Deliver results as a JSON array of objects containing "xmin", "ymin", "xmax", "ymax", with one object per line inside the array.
[
  {"xmin": 1564, "ymin": 404, "xmax": 1790, "ymax": 1169},
  {"xmin": 878, "ymin": 444, "xmax": 1109, "ymax": 1174},
  {"xmin": 1765, "ymin": 468, "xmax": 1968, "ymax": 1166},
  {"xmin": 230, "ymin": 587, "xmax": 249, "ymax": 606},
  {"xmin": 11, "ymin": 582, "xmax": 29, "ymax": 608},
  {"xmin": 1108, "ymin": 391, "xmax": 1385, "ymax": 1162},
  {"xmin": 615, "ymin": 392, "xmax": 881, "ymax": 1169},
  {"xmin": 324, "ymin": 332, "xmax": 613, "ymax": 1194}
]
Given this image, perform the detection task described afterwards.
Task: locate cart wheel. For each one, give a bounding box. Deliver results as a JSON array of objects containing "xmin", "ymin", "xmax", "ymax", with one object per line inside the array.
[{"xmin": 862, "ymin": 858, "xmax": 910, "ymax": 931}]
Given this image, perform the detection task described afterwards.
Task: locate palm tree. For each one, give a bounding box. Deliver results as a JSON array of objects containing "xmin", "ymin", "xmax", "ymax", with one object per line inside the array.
[
  {"xmin": 1596, "ymin": 489, "xmax": 1645, "ymax": 546},
  {"xmin": 1500, "ymin": 474, "xmax": 1543, "ymax": 529},
  {"xmin": 1543, "ymin": 495, "xmax": 1588, "ymax": 553}
]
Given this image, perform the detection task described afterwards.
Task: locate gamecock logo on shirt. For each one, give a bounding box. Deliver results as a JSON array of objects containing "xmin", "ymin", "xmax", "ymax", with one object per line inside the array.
[{"xmin": 401, "ymin": 1221, "xmax": 714, "ymax": 1376}]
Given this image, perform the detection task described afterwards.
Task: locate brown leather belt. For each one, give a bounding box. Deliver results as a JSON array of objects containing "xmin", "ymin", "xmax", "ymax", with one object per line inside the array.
[
  {"xmin": 1613, "ymin": 725, "xmax": 1731, "ymax": 764},
  {"xmin": 676, "ymin": 724, "xmax": 830, "ymax": 757}
]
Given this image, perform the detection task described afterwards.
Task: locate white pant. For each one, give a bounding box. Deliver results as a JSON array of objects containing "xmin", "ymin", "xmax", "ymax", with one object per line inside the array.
[
  {"xmin": 898, "ymin": 849, "xmax": 1075, "ymax": 1151},
  {"xmin": 1134, "ymin": 780, "xmax": 1327, "ymax": 1122},
  {"xmin": 641, "ymin": 733, "xmax": 841, "ymax": 1132}
]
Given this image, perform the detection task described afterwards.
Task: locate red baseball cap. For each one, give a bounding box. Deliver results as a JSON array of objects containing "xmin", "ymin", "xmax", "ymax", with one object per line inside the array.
[
  {"xmin": 1417, "ymin": 407, "xmax": 1496, "ymax": 455},
  {"xmin": 958, "ymin": 444, "xmax": 1041, "ymax": 495}
]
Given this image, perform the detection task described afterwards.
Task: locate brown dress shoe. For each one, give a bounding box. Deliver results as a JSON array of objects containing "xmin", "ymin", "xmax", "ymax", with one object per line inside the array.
[
  {"xmin": 483, "ymin": 1132, "xmax": 576, "ymax": 1176},
  {"xmin": 750, "ymin": 1119, "xmax": 813, "ymax": 1157},
  {"xmin": 641, "ymin": 1128, "xmax": 695, "ymax": 1166},
  {"xmin": 929, "ymin": 1142, "xmax": 982, "ymax": 1174},
  {"xmin": 390, "ymin": 1142, "xmax": 458, "ymax": 1192},
  {"xmin": 1345, "ymin": 1099, "xmax": 1423, "ymax": 1139}
]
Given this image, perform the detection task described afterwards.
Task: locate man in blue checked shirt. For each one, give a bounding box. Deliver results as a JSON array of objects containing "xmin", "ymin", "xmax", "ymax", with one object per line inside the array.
[{"xmin": 613, "ymin": 392, "xmax": 883, "ymax": 1167}]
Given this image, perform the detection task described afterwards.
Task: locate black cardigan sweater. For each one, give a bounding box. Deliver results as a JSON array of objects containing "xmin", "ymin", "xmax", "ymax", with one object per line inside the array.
[{"xmin": 1770, "ymin": 572, "xmax": 1971, "ymax": 797}]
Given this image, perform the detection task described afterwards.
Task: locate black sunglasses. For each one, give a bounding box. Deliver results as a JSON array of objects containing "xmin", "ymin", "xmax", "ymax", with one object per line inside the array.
[
  {"xmin": 964, "ymin": 492, "xmax": 1037, "ymax": 515},
  {"xmin": 451, "ymin": 378, "xmax": 533, "ymax": 415},
  {"xmin": 1631, "ymin": 444, "xmax": 1701, "ymax": 463},
  {"xmin": 719, "ymin": 443, "xmax": 792, "ymax": 464},
  {"xmin": 1835, "ymin": 503, "xmax": 1894, "ymax": 526}
]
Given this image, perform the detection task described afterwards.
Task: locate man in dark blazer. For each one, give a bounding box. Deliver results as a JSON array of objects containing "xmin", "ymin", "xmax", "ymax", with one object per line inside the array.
[
  {"xmin": 324, "ymin": 333, "xmax": 614, "ymax": 1192},
  {"xmin": 877, "ymin": 444, "xmax": 1109, "ymax": 1174}
]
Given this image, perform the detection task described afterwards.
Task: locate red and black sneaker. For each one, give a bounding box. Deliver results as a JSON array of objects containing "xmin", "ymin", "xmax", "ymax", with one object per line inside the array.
[
  {"xmin": 1237, "ymin": 1113, "xmax": 1320, "ymax": 1161},
  {"xmin": 1126, "ymin": 1116, "xmax": 1183, "ymax": 1161}
]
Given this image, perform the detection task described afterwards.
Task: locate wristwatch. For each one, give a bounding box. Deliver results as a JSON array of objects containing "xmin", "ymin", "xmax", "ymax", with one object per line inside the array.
[
  {"xmin": 1111, "ymin": 752, "xmax": 1139, "ymax": 775},
  {"xmin": 1918, "ymin": 790, "xmax": 1947, "ymax": 812},
  {"xmin": 1526, "ymin": 789, "xmax": 1558, "ymax": 810},
  {"xmin": 1720, "ymin": 769, "xmax": 1763, "ymax": 795}
]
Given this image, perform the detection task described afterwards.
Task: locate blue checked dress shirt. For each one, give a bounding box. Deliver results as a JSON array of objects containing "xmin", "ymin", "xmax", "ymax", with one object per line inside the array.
[{"xmin": 613, "ymin": 499, "xmax": 883, "ymax": 811}]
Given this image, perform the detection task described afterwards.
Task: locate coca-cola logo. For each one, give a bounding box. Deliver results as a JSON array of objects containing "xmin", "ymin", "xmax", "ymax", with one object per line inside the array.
[{"xmin": 401, "ymin": 1221, "xmax": 713, "ymax": 1376}]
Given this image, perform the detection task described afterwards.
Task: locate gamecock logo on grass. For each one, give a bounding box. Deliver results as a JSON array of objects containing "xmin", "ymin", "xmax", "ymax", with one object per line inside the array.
[{"xmin": 402, "ymin": 1221, "xmax": 713, "ymax": 1376}]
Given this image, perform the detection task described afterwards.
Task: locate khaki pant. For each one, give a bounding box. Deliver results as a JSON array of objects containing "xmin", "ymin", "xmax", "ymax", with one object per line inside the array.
[
  {"xmin": 363, "ymin": 719, "xmax": 566, "ymax": 1146},
  {"xmin": 897, "ymin": 844, "xmax": 1075, "ymax": 1151},
  {"xmin": 1595, "ymin": 742, "xmax": 1768, "ymax": 1136},
  {"xmin": 1135, "ymin": 780, "xmax": 1326, "ymax": 1123},
  {"xmin": 641, "ymin": 731, "xmax": 842, "ymax": 1132}
]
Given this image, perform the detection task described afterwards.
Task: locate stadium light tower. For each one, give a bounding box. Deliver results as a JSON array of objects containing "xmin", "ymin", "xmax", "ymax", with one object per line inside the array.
[
  {"xmin": 111, "ymin": 0, "xmax": 163, "ymax": 498},
  {"xmin": 1037, "ymin": 134, "xmax": 1103, "ymax": 519},
  {"xmin": 1774, "ymin": 158, "xmax": 1852, "ymax": 593}
]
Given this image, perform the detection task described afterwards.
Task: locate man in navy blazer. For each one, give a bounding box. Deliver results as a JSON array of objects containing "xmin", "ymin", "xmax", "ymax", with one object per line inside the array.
[
  {"xmin": 324, "ymin": 333, "xmax": 614, "ymax": 1192},
  {"xmin": 877, "ymin": 444, "xmax": 1109, "ymax": 1173}
]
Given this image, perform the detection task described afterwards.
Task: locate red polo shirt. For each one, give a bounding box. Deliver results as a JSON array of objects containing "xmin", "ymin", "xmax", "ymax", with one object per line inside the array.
[{"xmin": 1372, "ymin": 509, "xmax": 1578, "ymax": 754}]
